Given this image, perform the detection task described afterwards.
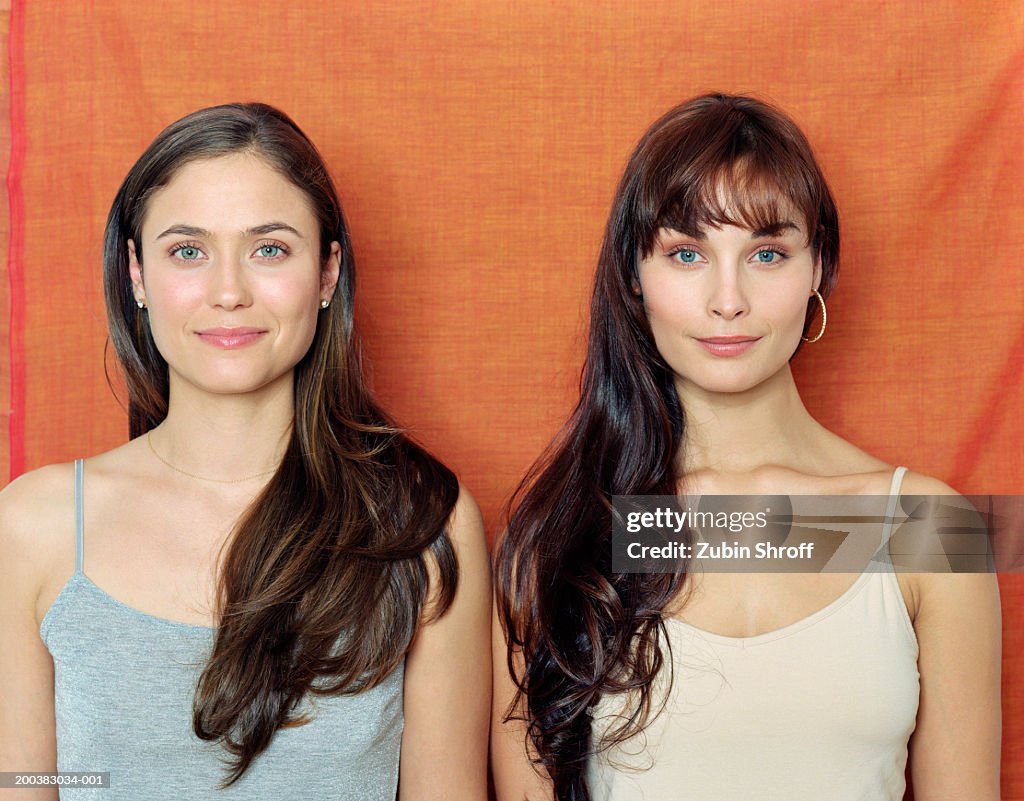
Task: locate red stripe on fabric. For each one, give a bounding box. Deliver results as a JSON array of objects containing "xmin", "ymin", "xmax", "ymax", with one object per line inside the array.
[{"xmin": 6, "ymin": 0, "xmax": 25, "ymax": 479}]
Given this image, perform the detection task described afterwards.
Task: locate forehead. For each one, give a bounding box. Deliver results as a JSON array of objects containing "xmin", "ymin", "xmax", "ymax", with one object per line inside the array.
[
  {"xmin": 647, "ymin": 157, "xmax": 817, "ymax": 253},
  {"xmin": 139, "ymin": 153, "xmax": 317, "ymax": 235},
  {"xmin": 655, "ymin": 218, "xmax": 808, "ymax": 244}
]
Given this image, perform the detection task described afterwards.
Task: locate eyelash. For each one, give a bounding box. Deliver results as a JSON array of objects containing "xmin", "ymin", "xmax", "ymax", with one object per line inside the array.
[
  {"xmin": 168, "ymin": 241, "xmax": 205, "ymax": 263},
  {"xmin": 665, "ymin": 246, "xmax": 699, "ymax": 262},
  {"xmin": 664, "ymin": 245, "xmax": 790, "ymax": 265},
  {"xmin": 253, "ymin": 240, "xmax": 290, "ymax": 260},
  {"xmin": 752, "ymin": 245, "xmax": 789, "ymax": 264},
  {"xmin": 166, "ymin": 240, "xmax": 291, "ymax": 263}
]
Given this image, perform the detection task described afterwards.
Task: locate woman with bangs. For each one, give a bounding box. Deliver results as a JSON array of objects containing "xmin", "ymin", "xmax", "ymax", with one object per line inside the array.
[
  {"xmin": 0, "ymin": 103, "xmax": 490, "ymax": 800},
  {"xmin": 492, "ymin": 94, "xmax": 1000, "ymax": 800}
]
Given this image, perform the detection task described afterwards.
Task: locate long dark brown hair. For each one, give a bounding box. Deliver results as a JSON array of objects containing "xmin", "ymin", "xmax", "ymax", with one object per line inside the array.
[
  {"xmin": 495, "ymin": 93, "xmax": 841, "ymax": 800},
  {"xmin": 102, "ymin": 103, "xmax": 459, "ymax": 783}
]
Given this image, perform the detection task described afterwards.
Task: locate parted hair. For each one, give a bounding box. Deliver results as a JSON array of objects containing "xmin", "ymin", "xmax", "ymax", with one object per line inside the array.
[{"xmin": 103, "ymin": 103, "xmax": 459, "ymax": 784}]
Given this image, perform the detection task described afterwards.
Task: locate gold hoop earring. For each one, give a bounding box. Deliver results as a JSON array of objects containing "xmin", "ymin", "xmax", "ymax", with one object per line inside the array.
[{"xmin": 801, "ymin": 290, "xmax": 826, "ymax": 343}]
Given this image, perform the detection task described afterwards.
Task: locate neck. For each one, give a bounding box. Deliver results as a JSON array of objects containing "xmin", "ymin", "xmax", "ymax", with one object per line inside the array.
[
  {"xmin": 147, "ymin": 373, "xmax": 295, "ymax": 483},
  {"xmin": 677, "ymin": 364, "xmax": 824, "ymax": 475}
]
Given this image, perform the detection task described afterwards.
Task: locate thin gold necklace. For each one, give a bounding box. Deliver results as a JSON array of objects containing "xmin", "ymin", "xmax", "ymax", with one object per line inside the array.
[{"xmin": 146, "ymin": 431, "xmax": 278, "ymax": 484}]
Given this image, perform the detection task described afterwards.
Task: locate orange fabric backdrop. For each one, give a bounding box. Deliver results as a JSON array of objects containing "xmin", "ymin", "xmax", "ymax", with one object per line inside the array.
[{"xmin": 3, "ymin": 0, "xmax": 1022, "ymax": 794}]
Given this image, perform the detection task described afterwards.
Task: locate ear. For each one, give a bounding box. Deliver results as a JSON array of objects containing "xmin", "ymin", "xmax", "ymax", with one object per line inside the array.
[
  {"xmin": 811, "ymin": 253, "xmax": 823, "ymax": 294},
  {"xmin": 127, "ymin": 239, "xmax": 146, "ymax": 306},
  {"xmin": 320, "ymin": 241, "xmax": 341, "ymax": 303}
]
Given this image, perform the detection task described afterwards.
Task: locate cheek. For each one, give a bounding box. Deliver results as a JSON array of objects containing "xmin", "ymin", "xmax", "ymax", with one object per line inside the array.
[
  {"xmin": 639, "ymin": 274, "xmax": 701, "ymax": 333},
  {"xmin": 260, "ymin": 275, "xmax": 322, "ymax": 351},
  {"xmin": 640, "ymin": 295, "xmax": 698, "ymax": 370},
  {"xmin": 265, "ymin": 283, "xmax": 315, "ymax": 312},
  {"xmin": 143, "ymin": 274, "xmax": 206, "ymax": 339},
  {"xmin": 265, "ymin": 274, "xmax": 321, "ymax": 319},
  {"xmin": 146, "ymin": 271, "xmax": 206, "ymax": 306},
  {"xmin": 763, "ymin": 281, "xmax": 814, "ymax": 332}
]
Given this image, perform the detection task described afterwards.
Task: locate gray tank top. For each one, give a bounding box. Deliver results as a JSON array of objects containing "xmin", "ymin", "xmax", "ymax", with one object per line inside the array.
[{"xmin": 40, "ymin": 459, "xmax": 404, "ymax": 800}]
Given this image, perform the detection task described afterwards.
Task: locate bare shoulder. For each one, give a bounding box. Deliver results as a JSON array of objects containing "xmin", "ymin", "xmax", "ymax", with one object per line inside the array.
[
  {"xmin": 442, "ymin": 484, "xmax": 489, "ymax": 594},
  {"xmin": 447, "ymin": 484, "xmax": 487, "ymax": 551},
  {"xmin": 888, "ymin": 469, "xmax": 997, "ymax": 623},
  {"xmin": 0, "ymin": 463, "xmax": 79, "ymax": 621},
  {"xmin": 0, "ymin": 460, "xmax": 76, "ymax": 512},
  {"xmin": 898, "ymin": 469, "xmax": 959, "ymax": 496},
  {"xmin": 421, "ymin": 483, "xmax": 489, "ymax": 618},
  {"xmin": 0, "ymin": 462, "xmax": 77, "ymax": 561},
  {"xmin": 414, "ymin": 481, "xmax": 491, "ymax": 634},
  {"xmin": 0, "ymin": 442, "xmax": 143, "ymax": 621}
]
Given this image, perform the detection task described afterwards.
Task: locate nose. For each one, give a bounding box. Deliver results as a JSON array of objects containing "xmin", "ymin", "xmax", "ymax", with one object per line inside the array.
[
  {"xmin": 207, "ymin": 256, "xmax": 252, "ymax": 310},
  {"xmin": 707, "ymin": 265, "xmax": 749, "ymax": 320}
]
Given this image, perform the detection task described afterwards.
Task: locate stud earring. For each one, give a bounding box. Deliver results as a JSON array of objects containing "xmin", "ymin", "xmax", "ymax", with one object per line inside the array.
[
  {"xmin": 801, "ymin": 290, "xmax": 827, "ymax": 343},
  {"xmin": 136, "ymin": 299, "xmax": 146, "ymax": 310},
  {"xmin": 320, "ymin": 299, "xmax": 330, "ymax": 309}
]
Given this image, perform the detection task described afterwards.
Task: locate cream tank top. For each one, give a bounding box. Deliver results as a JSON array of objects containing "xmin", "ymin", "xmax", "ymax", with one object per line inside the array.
[
  {"xmin": 40, "ymin": 460, "xmax": 404, "ymax": 800},
  {"xmin": 586, "ymin": 467, "xmax": 920, "ymax": 800}
]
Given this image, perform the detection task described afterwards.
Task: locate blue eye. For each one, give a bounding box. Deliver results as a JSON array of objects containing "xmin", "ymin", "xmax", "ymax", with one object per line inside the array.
[
  {"xmin": 259, "ymin": 245, "xmax": 282, "ymax": 258},
  {"xmin": 173, "ymin": 246, "xmax": 201, "ymax": 261},
  {"xmin": 674, "ymin": 249, "xmax": 699, "ymax": 264},
  {"xmin": 756, "ymin": 249, "xmax": 781, "ymax": 264}
]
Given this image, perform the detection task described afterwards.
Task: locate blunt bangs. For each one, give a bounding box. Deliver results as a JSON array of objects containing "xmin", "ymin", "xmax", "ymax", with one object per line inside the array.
[{"xmin": 629, "ymin": 97, "xmax": 835, "ymax": 269}]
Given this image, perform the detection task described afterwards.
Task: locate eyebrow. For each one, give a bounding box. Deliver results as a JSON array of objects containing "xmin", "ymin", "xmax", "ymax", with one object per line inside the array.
[
  {"xmin": 155, "ymin": 222, "xmax": 305, "ymax": 239},
  {"xmin": 750, "ymin": 221, "xmax": 800, "ymax": 238},
  {"xmin": 661, "ymin": 220, "xmax": 801, "ymax": 242}
]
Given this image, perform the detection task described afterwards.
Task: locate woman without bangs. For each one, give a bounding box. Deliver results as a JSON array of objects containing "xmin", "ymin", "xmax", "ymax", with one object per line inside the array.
[
  {"xmin": 0, "ymin": 103, "xmax": 490, "ymax": 800},
  {"xmin": 492, "ymin": 93, "xmax": 1000, "ymax": 800}
]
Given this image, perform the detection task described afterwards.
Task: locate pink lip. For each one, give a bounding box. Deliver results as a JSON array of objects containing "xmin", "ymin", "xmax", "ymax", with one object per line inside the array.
[
  {"xmin": 695, "ymin": 336, "xmax": 761, "ymax": 356},
  {"xmin": 195, "ymin": 327, "xmax": 267, "ymax": 349}
]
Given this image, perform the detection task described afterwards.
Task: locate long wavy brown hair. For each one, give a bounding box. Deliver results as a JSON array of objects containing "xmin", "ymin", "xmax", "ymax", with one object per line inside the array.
[
  {"xmin": 495, "ymin": 93, "xmax": 841, "ymax": 800},
  {"xmin": 102, "ymin": 103, "xmax": 459, "ymax": 784}
]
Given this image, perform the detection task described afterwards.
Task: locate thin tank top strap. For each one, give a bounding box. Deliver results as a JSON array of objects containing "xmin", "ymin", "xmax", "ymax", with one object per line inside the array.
[
  {"xmin": 880, "ymin": 466, "xmax": 908, "ymax": 548},
  {"xmin": 74, "ymin": 458, "xmax": 84, "ymax": 574}
]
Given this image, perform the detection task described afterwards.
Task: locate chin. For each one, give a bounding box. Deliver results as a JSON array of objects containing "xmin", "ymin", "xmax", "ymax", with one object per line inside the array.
[
  {"xmin": 170, "ymin": 368, "xmax": 289, "ymax": 398},
  {"xmin": 196, "ymin": 380, "xmax": 275, "ymax": 397},
  {"xmin": 704, "ymin": 380, "xmax": 766, "ymax": 395},
  {"xmin": 675, "ymin": 369, "xmax": 777, "ymax": 397}
]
